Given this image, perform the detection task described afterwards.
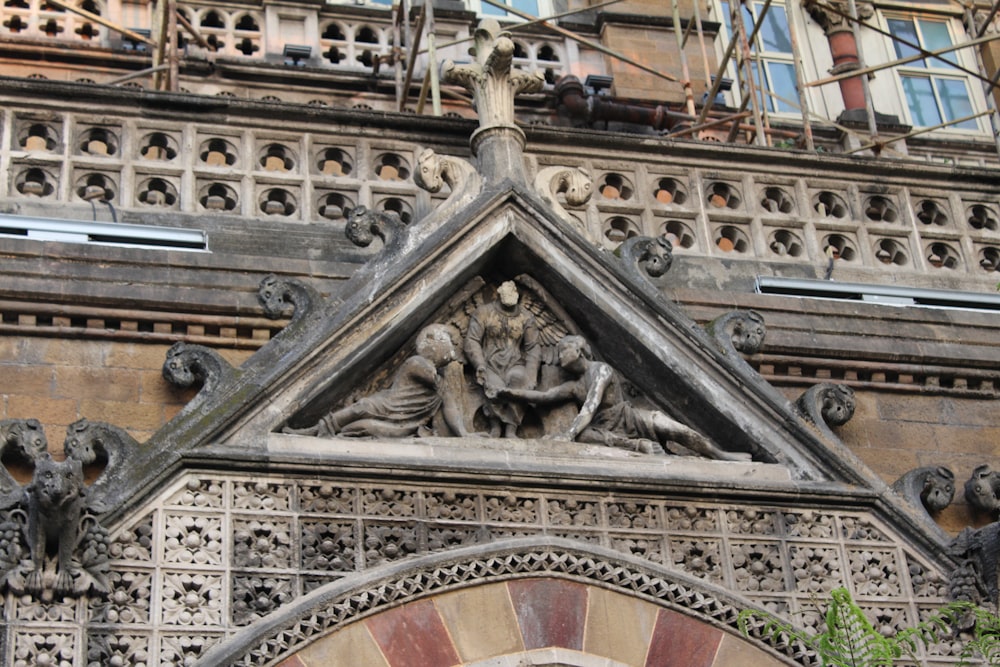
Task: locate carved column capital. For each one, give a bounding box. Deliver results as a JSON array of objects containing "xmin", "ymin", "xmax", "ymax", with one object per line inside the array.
[
  {"xmin": 442, "ymin": 19, "xmax": 544, "ymax": 183},
  {"xmin": 804, "ymin": 0, "xmax": 873, "ymax": 35}
]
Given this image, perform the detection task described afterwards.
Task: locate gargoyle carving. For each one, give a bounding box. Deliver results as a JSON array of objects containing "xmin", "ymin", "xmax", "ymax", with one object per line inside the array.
[
  {"xmin": 415, "ymin": 148, "xmax": 481, "ymax": 207},
  {"xmin": 706, "ymin": 310, "xmax": 767, "ymax": 357},
  {"xmin": 163, "ymin": 342, "xmax": 238, "ymax": 407},
  {"xmin": 258, "ymin": 273, "xmax": 322, "ymax": 324},
  {"xmin": 616, "ymin": 235, "xmax": 674, "ymax": 279},
  {"xmin": 534, "ymin": 166, "xmax": 593, "ymax": 239},
  {"xmin": 795, "ymin": 383, "xmax": 856, "ymax": 439},
  {"xmin": 0, "ymin": 418, "xmax": 135, "ymax": 600},
  {"xmin": 891, "ymin": 466, "xmax": 955, "ymax": 516},
  {"xmin": 345, "ymin": 205, "xmax": 406, "ymax": 254},
  {"xmin": 965, "ymin": 464, "xmax": 1000, "ymax": 515}
]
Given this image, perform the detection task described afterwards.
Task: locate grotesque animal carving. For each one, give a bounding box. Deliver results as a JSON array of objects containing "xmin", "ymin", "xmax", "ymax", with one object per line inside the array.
[
  {"xmin": 415, "ymin": 148, "xmax": 480, "ymax": 196},
  {"xmin": 62, "ymin": 418, "xmax": 139, "ymax": 514},
  {"xmin": 965, "ymin": 464, "xmax": 1000, "ymax": 515},
  {"xmin": 0, "ymin": 418, "xmax": 49, "ymax": 506},
  {"xmin": 258, "ymin": 274, "xmax": 322, "ymax": 324},
  {"xmin": 163, "ymin": 341, "xmax": 237, "ymax": 401},
  {"xmin": 345, "ymin": 205, "xmax": 405, "ymax": 251},
  {"xmin": 891, "ymin": 466, "xmax": 955, "ymax": 516},
  {"xmin": 797, "ymin": 383, "xmax": 856, "ymax": 428},
  {"xmin": 24, "ymin": 456, "xmax": 87, "ymax": 598},
  {"xmin": 616, "ymin": 235, "xmax": 674, "ymax": 279},
  {"xmin": 0, "ymin": 419, "xmax": 133, "ymax": 599},
  {"xmin": 534, "ymin": 166, "xmax": 594, "ymax": 239},
  {"xmin": 950, "ymin": 522, "xmax": 1000, "ymax": 606}
]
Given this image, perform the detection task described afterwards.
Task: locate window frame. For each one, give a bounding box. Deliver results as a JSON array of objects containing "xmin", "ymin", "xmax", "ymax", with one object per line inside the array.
[
  {"xmin": 878, "ymin": 11, "xmax": 984, "ymax": 134},
  {"xmin": 463, "ymin": 0, "xmax": 554, "ymax": 20}
]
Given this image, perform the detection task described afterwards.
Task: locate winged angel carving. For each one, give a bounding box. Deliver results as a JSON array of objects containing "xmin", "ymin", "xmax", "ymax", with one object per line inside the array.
[
  {"xmin": 0, "ymin": 418, "xmax": 129, "ymax": 600},
  {"xmin": 286, "ymin": 275, "xmax": 748, "ymax": 460}
]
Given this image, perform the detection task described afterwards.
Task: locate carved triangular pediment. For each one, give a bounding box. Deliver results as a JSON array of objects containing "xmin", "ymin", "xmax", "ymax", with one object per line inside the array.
[{"xmin": 153, "ymin": 188, "xmax": 857, "ymax": 481}]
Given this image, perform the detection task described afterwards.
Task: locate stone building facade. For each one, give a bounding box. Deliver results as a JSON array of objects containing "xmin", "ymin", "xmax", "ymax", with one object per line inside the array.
[{"xmin": 1, "ymin": 0, "xmax": 1000, "ymax": 665}]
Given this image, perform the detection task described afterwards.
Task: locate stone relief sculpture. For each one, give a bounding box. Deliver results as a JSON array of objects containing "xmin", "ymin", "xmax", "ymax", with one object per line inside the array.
[
  {"xmin": 964, "ymin": 464, "xmax": 1000, "ymax": 515},
  {"xmin": 285, "ymin": 324, "xmax": 471, "ymax": 438},
  {"xmin": 499, "ymin": 335, "xmax": 750, "ymax": 460},
  {"xmin": 0, "ymin": 418, "xmax": 126, "ymax": 600},
  {"xmin": 283, "ymin": 276, "xmax": 749, "ymax": 461},
  {"xmin": 891, "ymin": 466, "xmax": 955, "ymax": 517},
  {"xmin": 949, "ymin": 521, "xmax": 999, "ymax": 605},
  {"xmin": 464, "ymin": 279, "xmax": 542, "ymax": 437}
]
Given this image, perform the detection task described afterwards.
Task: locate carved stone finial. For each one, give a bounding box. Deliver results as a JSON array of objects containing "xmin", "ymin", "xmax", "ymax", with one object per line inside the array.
[
  {"xmin": 891, "ymin": 466, "xmax": 955, "ymax": 517},
  {"xmin": 344, "ymin": 205, "xmax": 406, "ymax": 253},
  {"xmin": 258, "ymin": 274, "xmax": 322, "ymax": 324},
  {"xmin": 796, "ymin": 383, "xmax": 856, "ymax": 430},
  {"xmin": 616, "ymin": 235, "xmax": 674, "ymax": 279},
  {"xmin": 965, "ymin": 464, "xmax": 1000, "ymax": 515},
  {"xmin": 163, "ymin": 342, "xmax": 237, "ymax": 400},
  {"xmin": 707, "ymin": 310, "xmax": 767, "ymax": 357},
  {"xmin": 442, "ymin": 19, "xmax": 545, "ymax": 183},
  {"xmin": 534, "ymin": 166, "xmax": 593, "ymax": 239}
]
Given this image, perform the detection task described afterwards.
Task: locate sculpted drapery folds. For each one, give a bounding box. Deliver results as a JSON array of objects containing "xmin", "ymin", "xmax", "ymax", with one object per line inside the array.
[
  {"xmin": 286, "ymin": 324, "xmax": 469, "ymax": 439},
  {"xmin": 464, "ymin": 280, "xmax": 542, "ymax": 437},
  {"xmin": 282, "ymin": 277, "xmax": 749, "ymax": 461}
]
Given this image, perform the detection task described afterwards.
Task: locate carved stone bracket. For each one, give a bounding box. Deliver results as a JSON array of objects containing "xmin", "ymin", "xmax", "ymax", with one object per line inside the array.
[
  {"xmin": 534, "ymin": 166, "xmax": 593, "ymax": 239},
  {"xmin": 706, "ymin": 310, "xmax": 766, "ymax": 360},
  {"xmin": 964, "ymin": 464, "xmax": 1000, "ymax": 515},
  {"xmin": 891, "ymin": 466, "xmax": 955, "ymax": 518},
  {"xmin": 0, "ymin": 419, "xmax": 133, "ymax": 600},
  {"xmin": 795, "ymin": 383, "xmax": 856, "ymax": 440},
  {"xmin": 163, "ymin": 342, "xmax": 239, "ymax": 409},
  {"xmin": 344, "ymin": 205, "xmax": 406, "ymax": 254},
  {"xmin": 615, "ymin": 234, "xmax": 674, "ymax": 280},
  {"xmin": 258, "ymin": 274, "xmax": 323, "ymax": 326},
  {"xmin": 414, "ymin": 148, "xmax": 482, "ymax": 221}
]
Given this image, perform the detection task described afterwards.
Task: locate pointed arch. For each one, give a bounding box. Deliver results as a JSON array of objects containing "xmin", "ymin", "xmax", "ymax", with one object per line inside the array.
[{"xmin": 195, "ymin": 537, "xmax": 806, "ymax": 666}]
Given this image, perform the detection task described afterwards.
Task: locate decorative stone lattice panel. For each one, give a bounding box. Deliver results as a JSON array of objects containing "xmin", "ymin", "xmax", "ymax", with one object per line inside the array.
[{"xmin": 0, "ymin": 471, "xmax": 958, "ymax": 666}]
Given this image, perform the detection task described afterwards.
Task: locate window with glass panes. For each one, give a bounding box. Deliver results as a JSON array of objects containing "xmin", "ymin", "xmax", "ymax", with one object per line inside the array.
[
  {"xmin": 720, "ymin": 0, "xmax": 798, "ymax": 113},
  {"xmin": 885, "ymin": 15, "xmax": 978, "ymax": 130},
  {"xmin": 466, "ymin": 0, "xmax": 552, "ymax": 19}
]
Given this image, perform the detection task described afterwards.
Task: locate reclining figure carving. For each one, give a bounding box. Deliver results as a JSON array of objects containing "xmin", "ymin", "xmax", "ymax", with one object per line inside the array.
[
  {"xmin": 284, "ymin": 277, "xmax": 751, "ymax": 461},
  {"xmin": 0, "ymin": 418, "xmax": 133, "ymax": 600}
]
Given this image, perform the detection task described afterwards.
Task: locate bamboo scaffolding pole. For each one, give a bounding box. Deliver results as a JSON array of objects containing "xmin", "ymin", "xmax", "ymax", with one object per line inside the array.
[
  {"xmin": 668, "ymin": 110, "xmax": 752, "ymax": 137},
  {"xmin": 965, "ymin": 4, "xmax": 1000, "ymax": 157},
  {"xmin": 43, "ymin": 0, "xmax": 154, "ymax": 45},
  {"xmin": 697, "ymin": 15, "xmax": 745, "ymax": 125},
  {"xmin": 975, "ymin": 0, "xmax": 1000, "ymax": 37},
  {"xmin": 672, "ymin": 0, "xmax": 697, "ymax": 116},
  {"xmin": 106, "ymin": 64, "xmax": 168, "ymax": 85},
  {"xmin": 152, "ymin": 0, "xmax": 166, "ymax": 89},
  {"xmin": 175, "ymin": 10, "xmax": 211, "ymax": 50},
  {"xmin": 398, "ymin": 3, "xmax": 426, "ymax": 111},
  {"xmin": 785, "ymin": 0, "xmax": 814, "ymax": 149},
  {"xmin": 692, "ymin": 3, "xmax": 713, "ymax": 89},
  {"xmin": 393, "ymin": 0, "xmax": 406, "ymax": 108},
  {"xmin": 425, "ymin": 0, "xmax": 441, "ymax": 116},
  {"xmin": 479, "ymin": 0, "xmax": 680, "ymax": 83},
  {"xmin": 731, "ymin": 0, "xmax": 768, "ymax": 144}
]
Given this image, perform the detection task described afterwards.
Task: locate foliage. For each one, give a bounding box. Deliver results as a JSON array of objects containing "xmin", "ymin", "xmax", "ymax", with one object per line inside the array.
[{"xmin": 737, "ymin": 587, "xmax": 1000, "ymax": 666}]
